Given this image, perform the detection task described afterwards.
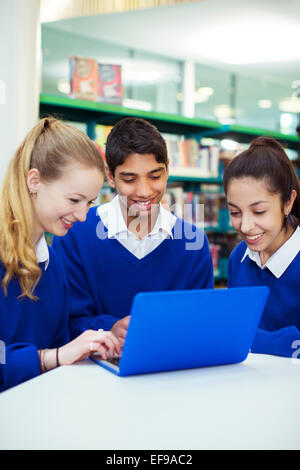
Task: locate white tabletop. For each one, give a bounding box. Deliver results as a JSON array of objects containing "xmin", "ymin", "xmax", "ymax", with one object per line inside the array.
[{"xmin": 0, "ymin": 353, "xmax": 299, "ymax": 450}]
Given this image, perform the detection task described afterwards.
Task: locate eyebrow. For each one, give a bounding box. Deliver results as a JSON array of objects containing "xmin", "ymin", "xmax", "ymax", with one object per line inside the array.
[
  {"xmin": 119, "ymin": 167, "xmax": 165, "ymax": 177},
  {"xmin": 227, "ymin": 201, "xmax": 270, "ymax": 208},
  {"xmin": 69, "ymin": 193, "xmax": 98, "ymax": 200}
]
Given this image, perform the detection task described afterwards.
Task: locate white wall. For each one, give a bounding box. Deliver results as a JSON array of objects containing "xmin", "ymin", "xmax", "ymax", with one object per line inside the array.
[{"xmin": 0, "ymin": 0, "xmax": 41, "ymax": 186}]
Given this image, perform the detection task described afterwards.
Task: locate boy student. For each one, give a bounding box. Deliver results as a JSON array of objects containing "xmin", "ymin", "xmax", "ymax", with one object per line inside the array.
[{"xmin": 53, "ymin": 117, "xmax": 214, "ymax": 344}]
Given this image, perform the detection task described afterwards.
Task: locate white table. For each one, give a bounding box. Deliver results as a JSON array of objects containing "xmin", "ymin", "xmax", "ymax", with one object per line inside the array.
[{"xmin": 0, "ymin": 354, "xmax": 299, "ymax": 450}]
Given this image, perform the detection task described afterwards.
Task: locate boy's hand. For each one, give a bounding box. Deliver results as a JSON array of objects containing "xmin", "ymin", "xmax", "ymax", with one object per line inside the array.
[{"xmin": 111, "ymin": 316, "xmax": 131, "ymax": 346}]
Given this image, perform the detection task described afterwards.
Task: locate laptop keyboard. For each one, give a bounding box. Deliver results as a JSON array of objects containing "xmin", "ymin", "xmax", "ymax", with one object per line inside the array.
[{"xmin": 106, "ymin": 355, "xmax": 121, "ymax": 366}]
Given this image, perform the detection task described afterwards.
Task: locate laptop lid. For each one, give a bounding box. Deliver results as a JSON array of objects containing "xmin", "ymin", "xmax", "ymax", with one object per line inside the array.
[{"xmin": 93, "ymin": 286, "xmax": 269, "ymax": 376}]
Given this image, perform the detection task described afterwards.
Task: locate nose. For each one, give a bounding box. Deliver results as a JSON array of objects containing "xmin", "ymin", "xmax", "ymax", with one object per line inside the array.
[
  {"xmin": 73, "ymin": 204, "xmax": 88, "ymax": 223},
  {"xmin": 135, "ymin": 178, "xmax": 152, "ymax": 199},
  {"xmin": 240, "ymin": 213, "xmax": 255, "ymax": 234}
]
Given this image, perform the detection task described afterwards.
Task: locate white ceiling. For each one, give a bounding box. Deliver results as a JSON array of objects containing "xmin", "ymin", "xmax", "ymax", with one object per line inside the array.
[{"xmin": 45, "ymin": 0, "xmax": 300, "ymax": 87}]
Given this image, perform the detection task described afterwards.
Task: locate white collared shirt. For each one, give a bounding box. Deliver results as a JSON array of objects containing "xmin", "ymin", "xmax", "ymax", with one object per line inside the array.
[
  {"xmin": 97, "ymin": 195, "xmax": 177, "ymax": 259},
  {"xmin": 241, "ymin": 226, "xmax": 300, "ymax": 278},
  {"xmin": 35, "ymin": 235, "xmax": 49, "ymax": 270}
]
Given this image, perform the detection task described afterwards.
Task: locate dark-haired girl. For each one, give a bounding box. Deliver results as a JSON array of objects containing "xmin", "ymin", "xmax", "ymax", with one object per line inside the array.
[{"xmin": 223, "ymin": 136, "xmax": 300, "ymax": 358}]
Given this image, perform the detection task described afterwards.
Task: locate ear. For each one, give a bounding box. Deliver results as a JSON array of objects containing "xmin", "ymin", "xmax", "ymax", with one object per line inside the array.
[
  {"xmin": 105, "ymin": 165, "xmax": 116, "ymax": 189},
  {"xmin": 284, "ymin": 189, "xmax": 297, "ymax": 216},
  {"xmin": 166, "ymin": 159, "xmax": 170, "ymax": 177},
  {"xmin": 27, "ymin": 168, "xmax": 41, "ymax": 195}
]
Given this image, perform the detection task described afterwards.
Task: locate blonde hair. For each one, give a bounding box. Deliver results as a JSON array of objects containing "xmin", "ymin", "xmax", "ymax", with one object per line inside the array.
[{"xmin": 0, "ymin": 117, "xmax": 104, "ymax": 300}]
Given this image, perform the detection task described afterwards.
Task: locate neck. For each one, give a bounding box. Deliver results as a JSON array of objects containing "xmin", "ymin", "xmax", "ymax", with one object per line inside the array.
[
  {"xmin": 120, "ymin": 203, "xmax": 160, "ymax": 239},
  {"xmin": 33, "ymin": 223, "xmax": 44, "ymax": 246}
]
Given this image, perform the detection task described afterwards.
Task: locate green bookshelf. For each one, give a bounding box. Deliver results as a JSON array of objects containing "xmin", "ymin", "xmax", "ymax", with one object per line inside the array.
[{"xmin": 40, "ymin": 93, "xmax": 300, "ymax": 150}]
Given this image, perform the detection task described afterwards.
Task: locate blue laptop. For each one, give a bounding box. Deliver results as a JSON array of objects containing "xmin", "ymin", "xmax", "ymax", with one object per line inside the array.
[{"xmin": 91, "ymin": 286, "xmax": 269, "ymax": 376}]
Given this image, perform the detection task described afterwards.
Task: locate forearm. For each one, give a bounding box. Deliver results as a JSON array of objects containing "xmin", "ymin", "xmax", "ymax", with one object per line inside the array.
[
  {"xmin": 70, "ymin": 314, "xmax": 120, "ymax": 339},
  {"xmin": 252, "ymin": 326, "xmax": 300, "ymax": 358},
  {"xmin": 0, "ymin": 344, "xmax": 41, "ymax": 392}
]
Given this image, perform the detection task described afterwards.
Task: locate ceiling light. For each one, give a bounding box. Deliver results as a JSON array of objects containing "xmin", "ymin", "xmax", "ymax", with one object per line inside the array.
[
  {"xmin": 213, "ymin": 104, "xmax": 234, "ymax": 119},
  {"xmin": 57, "ymin": 79, "xmax": 70, "ymax": 95},
  {"xmin": 279, "ymin": 97, "xmax": 300, "ymax": 114},
  {"xmin": 258, "ymin": 99, "xmax": 272, "ymax": 109},
  {"xmin": 194, "ymin": 94, "xmax": 209, "ymax": 104},
  {"xmin": 197, "ymin": 87, "xmax": 214, "ymax": 97}
]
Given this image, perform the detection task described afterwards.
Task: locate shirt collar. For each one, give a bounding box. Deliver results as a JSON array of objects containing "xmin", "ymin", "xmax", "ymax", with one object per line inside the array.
[
  {"xmin": 241, "ymin": 226, "xmax": 300, "ymax": 278},
  {"xmin": 35, "ymin": 235, "xmax": 49, "ymax": 270},
  {"xmin": 97, "ymin": 195, "xmax": 176, "ymax": 239}
]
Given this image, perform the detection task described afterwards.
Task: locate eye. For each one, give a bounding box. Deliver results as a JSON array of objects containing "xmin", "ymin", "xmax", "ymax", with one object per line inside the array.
[
  {"xmin": 229, "ymin": 211, "xmax": 241, "ymax": 217},
  {"xmin": 254, "ymin": 211, "xmax": 266, "ymax": 215},
  {"xmin": 150, "ymin": 175, "xmax": 161, "ymax": 180},
  {"xmin": 123, "ymin": 179, "xmax": 135, "ymax": 184},
  {"xmin": 88, "ymin": 199, "xmax": 96, "ymax": 206},
  {"xmin": 69, "ymin": 198, "xmax": 79, "ymax": 204}
]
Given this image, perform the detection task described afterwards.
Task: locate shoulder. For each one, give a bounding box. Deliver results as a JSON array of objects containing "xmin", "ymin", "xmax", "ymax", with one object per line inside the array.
[{"xmin": 229, "ymin": 240, "xmax": 247, "ymax": 263}]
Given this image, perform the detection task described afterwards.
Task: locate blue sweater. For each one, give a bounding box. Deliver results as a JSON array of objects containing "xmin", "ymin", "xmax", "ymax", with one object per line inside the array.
[
  {"xmin": 0, "ymin": 246, "xmax": 70, "ymax": 392},
  {"xmin": 228, "ymin": 241, "xmax": 300, "ymax": 358},
  {"xmin": 52, "ymin": 206, "xmax": 214, "ymax": 339}
]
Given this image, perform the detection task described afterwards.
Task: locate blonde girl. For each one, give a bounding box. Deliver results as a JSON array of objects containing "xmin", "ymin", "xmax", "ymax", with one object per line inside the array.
[{"xmin": 0, "ymin": 117, "xmax": 120, "ymax": 392}]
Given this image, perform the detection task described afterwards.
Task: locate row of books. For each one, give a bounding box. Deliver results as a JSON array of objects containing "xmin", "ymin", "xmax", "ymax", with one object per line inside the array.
[
  {"xmin": 70, "ymin": 57, "xmax": 123, "ymax": 104},
  {"xmin": 93, "ymin": 124, "xmax": 237, "ymax": 179},
  {"xmin": 163, "ymin": 186, "xmax": 231, "ymax": 229},
  {"xmin": 163, "ymin": 133, "xmax": 222, "ymax": 176}
]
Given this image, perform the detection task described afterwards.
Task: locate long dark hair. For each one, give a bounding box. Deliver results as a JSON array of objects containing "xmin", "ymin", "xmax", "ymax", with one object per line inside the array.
[{"xmin": 223, "ymin": 136, "xmax": 300, "ymax": 228}]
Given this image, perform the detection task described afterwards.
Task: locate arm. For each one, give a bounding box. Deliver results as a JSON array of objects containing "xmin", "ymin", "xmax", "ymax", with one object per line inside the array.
[
  {"xmin": 0, "ymin": 343, "xmax": 41, "ymax": 392},
  {"xmin": 0, "ymin": 331, "xmax": 122, "ymax": 393},
  {"xmin": 185, "ymin": 232, "xmax": 214, "ymax": 289},
  {"xmin": 252, "ymin": 326, "xmax": 300, "ymax": 358},
  {"xmin": 52, "ymin": 232, "xmax": 120, "ymax": 339}
]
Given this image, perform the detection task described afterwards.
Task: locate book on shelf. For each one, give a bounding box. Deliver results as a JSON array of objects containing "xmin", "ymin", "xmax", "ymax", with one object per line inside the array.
[
  {"xmin": 164, "ymin": 186, "xmax": 221, "ymax": 227},
  {"xmin": 69, "ymin": 57, "xmax": 123, "ymax": 104},
  {"xmin": 98, "ymin": 64, "xmax": 123, "ymax": 105},
  {"xmin": 163, "ymin": 133, "xmax": 221, "ymax": 178},
  {"xmin": 94, "ymin": 124, "xmax": 113, "ymax": 161},
  {"xmin": 69, "ymin": 57, "xmax": 98, "ymax": 102}
]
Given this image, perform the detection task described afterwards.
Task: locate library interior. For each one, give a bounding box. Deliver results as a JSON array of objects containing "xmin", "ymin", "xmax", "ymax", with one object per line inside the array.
[{"xmin": 0, "ymin": 0, "xmax": 299, "ymax": 452}]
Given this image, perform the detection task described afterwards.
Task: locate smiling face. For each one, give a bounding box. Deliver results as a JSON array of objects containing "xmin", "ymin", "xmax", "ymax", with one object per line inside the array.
[
  {"xmin": 28, "ymin": 162, "xmax": 104, "ymax": 242},
  {"xmin": 106, "ymin": 152, "xmax": 169, "ymax": 230},
  {"xmin": 226, "ymin": 177, "xmax": 296, "ymax": 262}
]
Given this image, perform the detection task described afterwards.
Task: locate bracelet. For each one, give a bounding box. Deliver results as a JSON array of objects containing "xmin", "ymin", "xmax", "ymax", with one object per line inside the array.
[
  {"xmin": 56, "ymin": 347, "xmax": 60, "ymax": 367},
  {"xmin": 42, "ymin": 348, "xmax": 48, "ymax": 373}
]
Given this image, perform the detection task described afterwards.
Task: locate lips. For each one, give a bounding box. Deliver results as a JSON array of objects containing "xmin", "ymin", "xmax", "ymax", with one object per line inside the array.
[
  {"xmin": 60, "ymin": 217, "xmax": 75, "ymax": 229},
  {"xmin": 131, "ymin": 198, "xmax": 155, "ymax": 211},
  {"xmin": 244, "ymin": 232, "xmax": 265, "ymax": 244}
]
